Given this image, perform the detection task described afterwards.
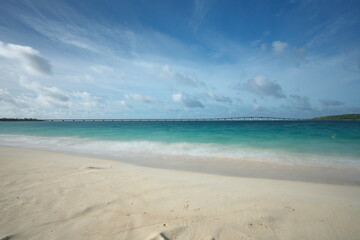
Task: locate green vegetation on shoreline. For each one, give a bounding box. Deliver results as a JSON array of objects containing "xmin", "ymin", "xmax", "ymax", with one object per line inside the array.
[
  {"xmin": 0, "ymin": 118, "xmax": 43, "ymax": 121},
  {"xmin": 312, "ymin": 114, "xmax": 360, "ymax": 120}
]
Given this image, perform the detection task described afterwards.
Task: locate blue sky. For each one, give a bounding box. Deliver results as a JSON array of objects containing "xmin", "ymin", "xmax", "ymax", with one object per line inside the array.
[{"xmin": 0, "ymin": 0, "xmax": 359, "ymax": 118}]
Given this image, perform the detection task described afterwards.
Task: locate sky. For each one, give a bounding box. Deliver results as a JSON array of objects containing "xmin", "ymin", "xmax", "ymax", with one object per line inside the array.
[{"xmin": 0, "ymin": 0, "xmax": 360, "ymax": 119}]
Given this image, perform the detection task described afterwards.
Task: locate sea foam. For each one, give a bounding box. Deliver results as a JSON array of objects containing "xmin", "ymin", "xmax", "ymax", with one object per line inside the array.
[{"xmin": 0, "ymin": 134, "xmax": 359, "ymax": 168}]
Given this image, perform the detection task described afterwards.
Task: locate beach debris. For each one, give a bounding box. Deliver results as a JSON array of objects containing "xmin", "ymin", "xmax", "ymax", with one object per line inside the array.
[
  {"xmin": 159, "ymin": 232, "xmax": 170, "ymax": 240},
  {"xmin": 1, "ymin": 235, "xmax": 14, "ymax": 240}
]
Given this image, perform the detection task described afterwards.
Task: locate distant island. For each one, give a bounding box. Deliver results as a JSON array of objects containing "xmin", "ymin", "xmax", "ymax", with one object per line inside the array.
[
  {"xmin": 312, "ymin": 114, "xmax": 360, "ymax": 120},
  {"xmin": 0, "ymin": 118, "xmax": 43, "ymax": 121}
]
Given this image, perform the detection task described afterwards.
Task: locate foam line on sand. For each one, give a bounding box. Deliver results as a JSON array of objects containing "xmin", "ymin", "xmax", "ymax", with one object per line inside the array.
[{"xmin": 0, "ymin": 146, "xmax": 360, "ymax": 239}]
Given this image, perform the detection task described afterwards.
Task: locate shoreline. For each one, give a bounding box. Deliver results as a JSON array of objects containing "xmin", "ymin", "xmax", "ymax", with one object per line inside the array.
[
  {"xmin": 1, "ymin": 146, "xmax": 360, "ymax": 239},
  {"xmin": 1, "ymin": 143, "xmax": 360, "ymax": 186},
  {"xmin": 99, "ymin": 150, "xmax": 360, "ymax": 186}
]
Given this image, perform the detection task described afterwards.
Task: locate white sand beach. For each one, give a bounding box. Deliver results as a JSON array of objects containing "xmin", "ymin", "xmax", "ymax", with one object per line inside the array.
[{"xmin": 1, "ymin": 146, "xmax": 360, "ymax": 240}]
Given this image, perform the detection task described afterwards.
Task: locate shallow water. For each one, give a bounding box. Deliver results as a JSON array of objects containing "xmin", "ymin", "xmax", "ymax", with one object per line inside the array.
[{"xmin": 1, "ymin": 120, "xmax": 359, "ymax": 168}]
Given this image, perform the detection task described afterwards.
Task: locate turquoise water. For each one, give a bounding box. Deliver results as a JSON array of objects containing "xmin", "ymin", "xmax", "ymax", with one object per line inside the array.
[{"xmin": 1, "ymin": 121, "xmax": 360, "ymax": 167}]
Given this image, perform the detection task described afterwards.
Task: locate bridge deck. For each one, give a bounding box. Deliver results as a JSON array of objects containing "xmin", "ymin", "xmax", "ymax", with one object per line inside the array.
[{"xmin": 44, "ymin": 117, "xmax": 305, "ymax": 122}]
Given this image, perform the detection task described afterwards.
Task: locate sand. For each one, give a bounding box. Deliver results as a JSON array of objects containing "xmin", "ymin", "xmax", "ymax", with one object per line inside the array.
[{"xmin": 0, "ymin": 146, "xmax": 360, "ymax": 240}]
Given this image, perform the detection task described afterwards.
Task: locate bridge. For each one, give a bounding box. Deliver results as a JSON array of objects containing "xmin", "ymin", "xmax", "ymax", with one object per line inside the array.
[{"xmin": 45, "ymin": 116, "xmax": 305, "ymax": 122}]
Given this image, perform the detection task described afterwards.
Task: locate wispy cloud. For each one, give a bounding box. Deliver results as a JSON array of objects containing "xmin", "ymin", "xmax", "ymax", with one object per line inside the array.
[
  {"xmin": 10, "ymin": 3, "xmax": 199, "ymax": 61},
  {"xmin": 175, "ymin": 73, "xmax": 206, "ymax": 88},
  {"xmin": 90, "ymin": 65, "xmax": 114, "ymax": 74},
  {"xmin": 191, "ymin": 0, "xmax": 214, "ymax": 32},
  {"xmin": 304, "ymin": 16, "xmax": 357, "ymax": 49},
  {"xmin": 272, "ymin": 41, "xmax": 288, "ymax": 54}
]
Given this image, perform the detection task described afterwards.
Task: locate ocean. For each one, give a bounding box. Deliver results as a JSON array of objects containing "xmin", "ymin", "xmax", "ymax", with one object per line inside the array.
[{"xmin": 0, "ymin": 120, "xmax": 359, "ymax": 168}]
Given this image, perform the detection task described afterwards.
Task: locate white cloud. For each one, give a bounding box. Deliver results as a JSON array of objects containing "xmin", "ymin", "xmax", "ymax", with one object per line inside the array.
[
  {"xmin": 0, "ymin": 88, "xmax": 31, "ymax": 108},
  {"xmin": 0, "ymin": 78, "xmax": 106, "ymax": 118},
  {"xmin": 172, "ymin": 92, "xmax": 204, "ymax": 108},
  {"xmin": 20, "ymin": 80, "xmax": 69, "ymax": 102},
  {"xmin": 119, "ymin": 100, "xmax": 132, "ymax": 109},
  {"xmin": 72, "ymin": 91, "xmax": 104, "ymax": 109},
  {"xmin": 272, "ymin": 41, "xmax": 288, "ymax": 54},
  {"xmin": 0, "ymin": 41, "xmax": 52, "ymax": 75},
  {"xmin": 19, "ymin": 79, "xmax": 70, "ymax": 108},
  {"xmin": 244, "ymin": 75, "xmax": 285, "ymax": 99},
  {"xmin": 172, "ymin": 93, "xmax": 182, "ymax": 102},
  {"xmin": 124, "ymin": 93, "xmax": 157, "ymax": 103},
  {"xmin": 207, "ymin": 92, "xmax": 232, "ymax": 103}
]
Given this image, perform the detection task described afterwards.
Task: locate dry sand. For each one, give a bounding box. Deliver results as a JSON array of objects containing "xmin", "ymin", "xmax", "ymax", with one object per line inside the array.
[{"xmin": 0, "ymin": 146, "xmax": 360, "ymax": 240}]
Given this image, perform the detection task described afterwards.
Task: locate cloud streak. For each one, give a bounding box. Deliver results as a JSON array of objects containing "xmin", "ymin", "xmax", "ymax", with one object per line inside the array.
[{"xmin": 191, "ymin": 0, "xmax": 214, "ymax": 31}]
